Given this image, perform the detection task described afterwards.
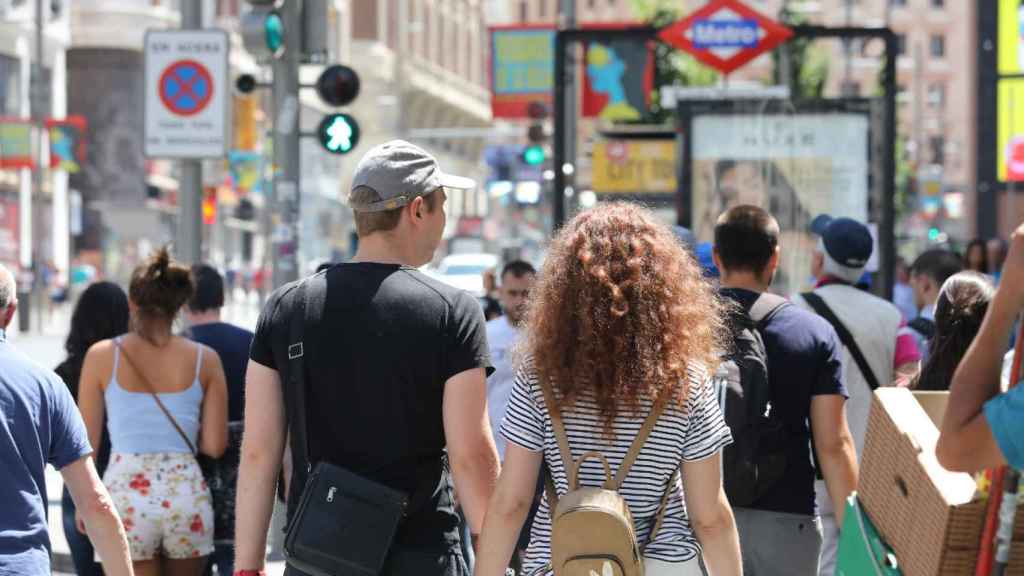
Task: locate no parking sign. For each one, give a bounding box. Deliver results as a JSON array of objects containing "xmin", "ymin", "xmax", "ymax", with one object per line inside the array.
[{"xmin": 144, "ymin": 29, "xmax": 229, "ymax": 158}]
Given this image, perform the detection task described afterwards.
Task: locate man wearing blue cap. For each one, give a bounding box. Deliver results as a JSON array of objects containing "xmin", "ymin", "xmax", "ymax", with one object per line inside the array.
[{"xmin": 795, "ymin": 215, "xmax": 921, "ymax": 576}]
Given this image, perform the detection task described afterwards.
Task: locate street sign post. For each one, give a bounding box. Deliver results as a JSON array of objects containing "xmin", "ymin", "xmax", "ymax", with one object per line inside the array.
[
  {"xmin": 657, "ymin": 0, "xmax": 792, "ymax": 75},
  {"xmin": 144, "ymin": 29, "xmax": 229, "ymax": 159}
]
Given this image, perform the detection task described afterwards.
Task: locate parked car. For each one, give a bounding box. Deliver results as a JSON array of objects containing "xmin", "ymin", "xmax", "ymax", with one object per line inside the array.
[{"xmin": 432, "ymin": 253, "xmax": 499, "ymax": 297}]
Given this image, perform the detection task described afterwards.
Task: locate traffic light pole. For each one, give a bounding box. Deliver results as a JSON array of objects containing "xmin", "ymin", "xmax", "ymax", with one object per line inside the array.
[
  {"xmin": 270, "ymin": 0, "xmax": 302, "ymax": 289},
  {"xmin": 176, "ymin": 0, "xmax": 203, "ymax": 265}
]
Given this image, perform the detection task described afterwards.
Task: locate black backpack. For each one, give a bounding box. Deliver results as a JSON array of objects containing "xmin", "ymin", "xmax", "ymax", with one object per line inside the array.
[{"xmin": 715, "ymin": 292, "xmax": 790, "ymax": 507}]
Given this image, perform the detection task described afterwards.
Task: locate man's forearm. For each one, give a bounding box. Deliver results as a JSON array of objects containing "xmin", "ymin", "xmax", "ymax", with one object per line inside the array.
[
  {"xmin": 234, "ymin": 448, "xmax": 283, "ymax": 570},
  {"xmin": 451, "ymin": 444, "xmax": 500, "ymax": 534},
  {"xmin": 82, "ymin": 498, "xmax": 133, "ymax": 576},
  {"xmin": 819, "ymin": 443, "xmax": 859, "ymax": 527},
  {"xmin": 947, "ymin": 289, "xmax": 1018, "ymax": 432}
]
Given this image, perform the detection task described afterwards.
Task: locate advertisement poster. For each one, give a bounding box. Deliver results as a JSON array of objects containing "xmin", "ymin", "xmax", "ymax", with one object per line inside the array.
[
  {"xmin": 999, "ymin": 0, "xmax": 1024, "ymax": 75},
  {"xmin": 47, "ymin": 116, "xmax": 87, "ymax": 173},
  {"xmin": 0, "ymin": 198, "xmax": 18, "ymax": 267},
  {"xmin": 691, "ymin": 113, "xmax": 870, "ymax": 294},
  {"xmin": 489, "ymin": 26, "xmax": 554, "ymax": 119},
  {"xmin": 0, "ymin": 120, "xmax": 33, "ymax": 169},
  {"xmin": 592, "ymin": 141, "xmax": 675, "ymax": 194},
  {"xmin": 582, "ymin": 39, "xmax": 653, "ymax": 121}
]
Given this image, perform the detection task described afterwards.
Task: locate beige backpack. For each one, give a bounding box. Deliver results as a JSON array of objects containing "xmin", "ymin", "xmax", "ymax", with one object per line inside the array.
[{"xmin": 538, "ymin": 381, "xmax": 677, "ymax": 576}]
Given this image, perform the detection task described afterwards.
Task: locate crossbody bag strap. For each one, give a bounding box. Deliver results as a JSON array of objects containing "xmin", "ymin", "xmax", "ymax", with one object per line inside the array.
[
  {"xmin": 114, "ymin": 339, "xmax": 197, "ymax": 455},
  {"xmin": 287, "ymin": 273, "xmax": 327, "ymax": 472},
  {"xmin": 801, "ymin": 291, "xmax": 882, "ymax": 391}
]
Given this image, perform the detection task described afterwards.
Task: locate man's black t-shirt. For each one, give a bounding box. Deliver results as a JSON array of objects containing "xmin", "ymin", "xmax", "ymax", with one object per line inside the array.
[
  {"xmin": 249, "ymin": 263, "xmax": 493, "ymax": 549},
  {"xmin": 720, "ymin": 288, "xmax": 847, "ymax": 516}
]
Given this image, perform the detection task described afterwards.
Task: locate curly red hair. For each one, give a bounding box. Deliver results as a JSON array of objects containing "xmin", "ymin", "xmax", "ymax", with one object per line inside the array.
[{"xmin": 525, "ymin": 203, "xmax": 725, "ymax": 427}]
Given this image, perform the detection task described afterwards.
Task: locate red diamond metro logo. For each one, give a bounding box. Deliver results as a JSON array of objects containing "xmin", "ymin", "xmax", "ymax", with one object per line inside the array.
[{"xmin": 658, "ymin": 0, "xmax": 793, "ymax": 75}]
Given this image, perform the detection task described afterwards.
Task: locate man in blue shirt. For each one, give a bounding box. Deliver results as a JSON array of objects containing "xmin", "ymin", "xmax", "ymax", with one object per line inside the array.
[
  {"xmin": 713, "ymin": 206, "xmax": 859, "ymax": 576},
  {"xmin": 938, "ymin": 223, "xmax": 1024, "ymax": 473},
  {"xmin": 0, "ymin": 264, "xmax": 133, "ymax": 576},
  {"xmin": 185, "ymin": 264, "xmax": 254, "ymax": 576}
]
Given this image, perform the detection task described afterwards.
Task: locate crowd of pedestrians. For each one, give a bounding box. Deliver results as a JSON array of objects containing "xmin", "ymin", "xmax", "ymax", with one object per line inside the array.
[{"xmin": 1, "ymin": 138, "xmax": 1023, "ymax": 576}]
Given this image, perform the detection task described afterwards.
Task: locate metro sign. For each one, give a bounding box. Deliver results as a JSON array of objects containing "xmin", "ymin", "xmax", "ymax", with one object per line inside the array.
[{"xmin": 658, "ymin": 0, "xmax": 793, "ymax": 75}]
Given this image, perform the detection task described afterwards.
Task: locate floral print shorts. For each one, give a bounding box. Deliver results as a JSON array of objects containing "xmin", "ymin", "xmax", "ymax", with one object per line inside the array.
[{"xmin": 105, "ymin": 452, "xmax": 214, "ymax": 560}]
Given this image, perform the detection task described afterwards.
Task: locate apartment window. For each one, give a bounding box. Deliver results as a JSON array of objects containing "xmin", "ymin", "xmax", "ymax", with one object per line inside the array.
[
  {"xmin": 930, "ymin": 35, "xmax": 945, "ymax": 58},
  {"xmin": 519, "ymin": 0, "xmax": 527, "ymax": 22},
  {"xmin": 896, "ymin": 33, "xmax": 906, "ymax": 56},
  {"xmin": 928, "ymin": 83, "xmax": 946, "ymax": 108},
  {"xmin": 929, "ymin": 135, "xmax": 945, "ymax": 165},
  {"xmin": 539, "ymin": 0, "xmax": 548, "ymax": 19},
  {"xmin": 931, "ymin": 0, "xmax": 944, "ymax": 7},
  {"xmin": 890, "ymin": 0, "xmax": 907, "ymax": 6}
]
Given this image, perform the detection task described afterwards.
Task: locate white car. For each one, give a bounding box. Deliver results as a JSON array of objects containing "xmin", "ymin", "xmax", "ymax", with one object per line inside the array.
[{"xmin": 433, "ymin": 253, "xmax": 499, "ymax": 297}]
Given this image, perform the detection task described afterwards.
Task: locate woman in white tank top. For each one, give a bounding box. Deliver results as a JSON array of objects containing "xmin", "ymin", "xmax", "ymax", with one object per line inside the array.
[
  {"xmin": 473, "ymin": 203, "xmax": 743, "ymax": 576},
  {"xmin": 78, "ymin": 248, "xmax": 228, "ymax": 576}
]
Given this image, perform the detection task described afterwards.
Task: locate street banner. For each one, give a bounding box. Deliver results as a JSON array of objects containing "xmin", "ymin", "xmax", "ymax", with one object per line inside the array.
[
  {"xmin": 998, "ymin": 0, "xmax": 1024, "ymax": 75},
  {"xmin": 144, "ymin": 29, "xmax": 230, "ymax": 158},
  {"xmin": 228, "ymin": 150, "xmax": 264, "ymax": 196},
  {"xmin": 489, "ymin": 26, "xmax": 554, "ymax": 119},
  {"xmin": 46, "ymin": 116, "xmax": 87, "ymax": 173},
  {"xmin": 690, "ymin": 112, "xmax": 870, "ymax": 293},
  {"xmin": 0, "ymin": 119, "xmax": 34, "ymax": 169},
  {"xmin": 592, "ymin": 141, "xmax": 675, "ymax": 194},
  {"xmin": 582, "ymin": 36, "xmax": 654, "ymax": 121}
]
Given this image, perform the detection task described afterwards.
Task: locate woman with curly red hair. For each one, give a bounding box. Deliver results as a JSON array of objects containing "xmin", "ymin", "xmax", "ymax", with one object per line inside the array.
[{"xmin": 474, "ymin": 203, "xmax": 742, "ymax": 576}]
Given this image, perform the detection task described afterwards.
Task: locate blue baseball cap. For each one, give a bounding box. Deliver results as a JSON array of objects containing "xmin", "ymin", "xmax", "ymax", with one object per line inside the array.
[
  {"xmin": 812, "ymin": 215, "xmax": 873, "ymax": 269},
  {"xmin": 695, "ymin": 242, "xmax": 719, "ymax": 278}
]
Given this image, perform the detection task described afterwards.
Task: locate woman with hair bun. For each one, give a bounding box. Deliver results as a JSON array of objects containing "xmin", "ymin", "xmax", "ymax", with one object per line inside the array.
[
  {"xmin": 474, "ymin": 203, "xmax": 742, "ymax": 576},
  {"xmin": 77, "ymin": 247, "xmax": 228, "ymax": 576}
]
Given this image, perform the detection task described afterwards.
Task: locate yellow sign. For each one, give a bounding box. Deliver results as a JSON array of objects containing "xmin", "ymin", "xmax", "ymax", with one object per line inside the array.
[
  {"xmin": 591, "ymin": 141, "xmax": 676, "ymax": 194},
  {"xmin": 997, "ymin": 78, "xmax": 1024, "ymax": 181},
  {"xmin": 999, "ymin": 0, "xmax": 1024, "ymax": 75}
]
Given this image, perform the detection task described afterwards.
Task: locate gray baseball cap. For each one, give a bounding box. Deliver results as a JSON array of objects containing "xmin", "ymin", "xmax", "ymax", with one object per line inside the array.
[{"xmin": 349, "ymin": 140, "xmax": 476, "ymax": 213}]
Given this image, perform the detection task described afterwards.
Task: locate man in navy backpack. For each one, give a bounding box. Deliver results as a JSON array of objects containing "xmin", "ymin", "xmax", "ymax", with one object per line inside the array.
[{"xmin": 713, "ymin": 206, "xmax": 859, "ymax": 576}]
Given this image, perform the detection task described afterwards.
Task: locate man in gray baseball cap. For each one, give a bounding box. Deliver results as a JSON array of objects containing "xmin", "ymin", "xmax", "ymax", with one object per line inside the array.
[{"xmin": 236, "ymin": 140, "xmax": 499, "ymax": 576}]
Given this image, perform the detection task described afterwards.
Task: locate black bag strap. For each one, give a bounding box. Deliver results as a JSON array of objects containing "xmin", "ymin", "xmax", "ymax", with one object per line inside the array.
[
  {"xmin": 908, "ymin": 317, "xmax": 936, "ymax": 340},
  {"xmin": 801, "ymin": 291, "xmax": 882, "ymax": 391},
  {"xmin": 287, "ymin": 273, "xmax": 328, "ymax": 473}
]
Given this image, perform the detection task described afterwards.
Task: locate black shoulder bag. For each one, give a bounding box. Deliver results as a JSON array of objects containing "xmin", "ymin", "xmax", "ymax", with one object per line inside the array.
[
  {"xmin": 801, "ymin": 291, "xmax": 882, "ymax": 391},
  {"xmin": 283, "ymin": 274, "xmax": 410, "ymax": 576}
]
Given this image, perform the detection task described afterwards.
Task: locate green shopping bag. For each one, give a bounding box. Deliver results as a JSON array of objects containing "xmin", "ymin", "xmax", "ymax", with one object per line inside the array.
[{"xmin": 836, "ymin": 494, "xmax": 903, "ymax": 576}]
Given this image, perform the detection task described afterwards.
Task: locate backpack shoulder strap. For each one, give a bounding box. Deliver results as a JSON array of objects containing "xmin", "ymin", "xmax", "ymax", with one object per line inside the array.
[
  {"xmin": 801, "ymin": 291, "xmax": 883, "ymax": 391},
  {"xmin": 748, "ymin": 292, "xmax": 789, "ymax": 326},
  {"xmin": 538, "ymin": 379, "xmax": 575, "ymax": 487},
  {"xmin": 608, "ymin": 390, "xmax": 673, "ymax": 491}
]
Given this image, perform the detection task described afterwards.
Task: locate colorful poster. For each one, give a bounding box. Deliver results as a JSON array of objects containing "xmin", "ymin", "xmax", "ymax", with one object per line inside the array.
[
  {"xmin": 228, "ymin": 150, "xmax": 264, "ymax": 196},
  {"xmin": 489, "ymin": 26, "xmax": 554, "ymax": 119},
  {"xmin": 582, "ymin": 39, "xmax": 653, "ymax": 121},
  {"xmin": 691, "ymin": 113, "xmax": 870, "ymax": 295},
  {"xmin": 0, "ymin": 120, "xmax": 34, "ymax": 169},
  {"xmin": 0, "ymin": 198, "xmax": 18, "ymax": 267},
  {"xmin": 998, "ymin": 78, "xmax": 1024, "ymax": 181},
  {"xmin": 999, "ymin": 0, "xmax": 1024, "ymax": 75},
  {"xmin": 592, "ymin": 141, "xmax": 675, "ymax": 193},
  {"xmin": 47, "ymin": 116, "xmax": 88, "ymax": 173}
]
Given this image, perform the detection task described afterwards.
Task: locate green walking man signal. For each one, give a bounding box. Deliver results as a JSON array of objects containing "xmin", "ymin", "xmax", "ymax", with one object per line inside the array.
[{"xmin": 318, "ymin": 113, "xmax": 360, "ymax": 155}]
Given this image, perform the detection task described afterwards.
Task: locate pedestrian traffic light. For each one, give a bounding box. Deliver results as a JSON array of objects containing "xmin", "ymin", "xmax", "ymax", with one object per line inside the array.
[
  {"xmin": 318, "ymin": 113, "xmax": 360, "ymax": 155},
  {"xmin": 522, "ymin": 145, "xmax": 546, "ymax": 166},
  {"xmin": 241, "ymin": 2, "xmax": 286, "ymax": 59},
  {"xmin": 316, "ymin": 65, "xmax": 360, "ymax": 107}
]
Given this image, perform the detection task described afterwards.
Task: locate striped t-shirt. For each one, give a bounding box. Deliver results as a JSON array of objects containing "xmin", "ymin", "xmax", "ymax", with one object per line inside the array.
[{"xmin": 500, "ymin": 363, "xmax": 732, "ymax": 574}]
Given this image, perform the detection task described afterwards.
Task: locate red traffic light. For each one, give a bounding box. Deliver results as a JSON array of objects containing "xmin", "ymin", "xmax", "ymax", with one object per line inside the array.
[
  {"xmin": 527, "ymin": 101, "xmax": 549, "ymax": 120},
  {"xmin": 316, "ymin": 64, "xmax": 360, "ymax": 108}
]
